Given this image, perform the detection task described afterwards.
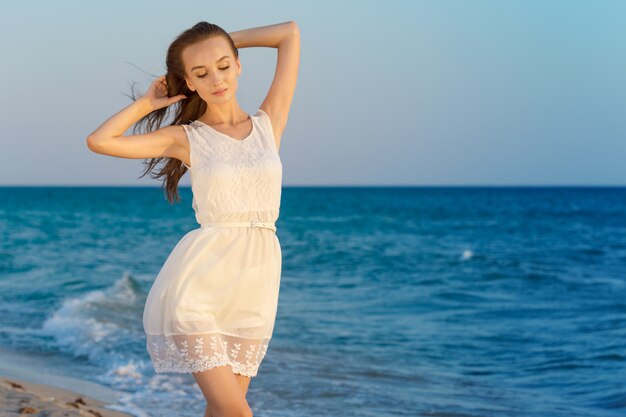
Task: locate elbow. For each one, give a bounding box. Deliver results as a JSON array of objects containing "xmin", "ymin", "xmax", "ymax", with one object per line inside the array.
[
  {"xmin": 86, "ymin": 135, "xmax": 103, "ymax": 153},
  {"xmin": 86, "ymin": 135, "xmax": 96, "ymax": 152},
  {"xmin": 289, "ymin": 21, "xmax": 300, "ymax": 36}
]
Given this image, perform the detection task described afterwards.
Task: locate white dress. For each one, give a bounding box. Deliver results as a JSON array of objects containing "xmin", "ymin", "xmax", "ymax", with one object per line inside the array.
[{"xmin": 143, "ymin": 109, "xmax": 283, "ymax": 377}]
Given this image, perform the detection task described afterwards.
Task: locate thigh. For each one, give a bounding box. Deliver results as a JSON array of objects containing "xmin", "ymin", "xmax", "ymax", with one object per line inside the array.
[
  {"xmin": 192, "ymin": 365, "xmax": 251, "ymax": 416},
  {"xmin": 234, "ymin": 373, "xmax": 252, "ymax": 397}
]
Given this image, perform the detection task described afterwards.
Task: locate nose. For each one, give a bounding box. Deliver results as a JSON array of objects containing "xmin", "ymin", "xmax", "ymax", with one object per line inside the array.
[{"xmin": 210, "ymin": 73, "xmax": 223, "ymax": 86}]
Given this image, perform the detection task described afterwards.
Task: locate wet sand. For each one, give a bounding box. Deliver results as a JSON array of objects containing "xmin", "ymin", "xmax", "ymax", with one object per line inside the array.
[{"xmin": 0, "ymin": 375, "xmax": 135, "ymax": 417}]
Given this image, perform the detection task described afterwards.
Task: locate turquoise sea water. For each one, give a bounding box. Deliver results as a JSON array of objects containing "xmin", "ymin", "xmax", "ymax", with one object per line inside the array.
[{"xmin": 0, "ymin": 186, "xmax": 624, "ymax": 417}]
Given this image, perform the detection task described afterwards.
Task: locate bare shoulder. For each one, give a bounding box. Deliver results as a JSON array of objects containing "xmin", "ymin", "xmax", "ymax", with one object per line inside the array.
[
  {"xmin": 168, "ymin": 124, "xmax": 191, "ymax": 149},
  {"xmin": 164, "ymin": 124, "xmax": 192, "ymax": 165},
  {"xmin": 144, "ymin": 123, "xmax": 190, "ymax": 152}
]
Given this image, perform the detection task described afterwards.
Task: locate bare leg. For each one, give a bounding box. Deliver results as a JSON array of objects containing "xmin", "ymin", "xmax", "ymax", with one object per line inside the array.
[
  {"xmin": 234, "ymin": 373, "xmax": 252, "ymax": 397},
  {"xmin": 200, "ymin": 374, "xmax": 250, "ymax": 417},
  {"xmin": 192, "ymin": 365, "xmax": 253, "ymax": 417}
]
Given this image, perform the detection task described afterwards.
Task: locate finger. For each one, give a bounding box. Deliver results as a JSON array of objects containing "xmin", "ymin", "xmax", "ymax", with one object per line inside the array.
[{"xmin": 170, "ymin": 95, "xmax": 187, "ymax": 104}]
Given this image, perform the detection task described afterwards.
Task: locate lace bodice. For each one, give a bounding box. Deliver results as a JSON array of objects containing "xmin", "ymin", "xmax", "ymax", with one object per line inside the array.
[{"xmin": 181, "ymin": 109, "xmax": 282, "ymax": 225}]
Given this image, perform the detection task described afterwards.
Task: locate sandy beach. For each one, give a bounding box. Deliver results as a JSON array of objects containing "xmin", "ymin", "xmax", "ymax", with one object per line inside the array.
[{"xmin": 0, "ymin": 375, "xmax": 135, "ymax": 417}]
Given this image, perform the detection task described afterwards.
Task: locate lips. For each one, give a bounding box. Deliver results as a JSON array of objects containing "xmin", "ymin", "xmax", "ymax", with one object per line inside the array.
[{"xmin": 213, "ymin": 88, "xmax": 227, "ymax": 95}]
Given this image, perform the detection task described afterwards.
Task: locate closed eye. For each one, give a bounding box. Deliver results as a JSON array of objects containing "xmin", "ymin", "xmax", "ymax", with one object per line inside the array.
[{"xmin": 198, "ymin": 66, "xmax": 230, "ymax": 78}]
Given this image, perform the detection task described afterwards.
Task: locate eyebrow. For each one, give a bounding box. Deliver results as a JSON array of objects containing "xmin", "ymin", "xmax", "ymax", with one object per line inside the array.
[{"xmin": 191, "ymin": 56, "xmax": 230, "ymax": 71}]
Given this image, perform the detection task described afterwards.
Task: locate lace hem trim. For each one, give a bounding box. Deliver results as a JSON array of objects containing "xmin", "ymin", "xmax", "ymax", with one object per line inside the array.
[
  {"xmin": 146, "ymin": 333, "xmax": 270, "ymax": 377},
  {"xmin": 152, "ymin": 356, "xmax": 260, "ymax": 377}
]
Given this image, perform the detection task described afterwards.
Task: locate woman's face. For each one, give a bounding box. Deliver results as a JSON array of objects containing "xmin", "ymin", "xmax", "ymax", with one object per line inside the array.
[{"xmin": 183, "ymin": 36, "xmax": 241, "ymax": 103}]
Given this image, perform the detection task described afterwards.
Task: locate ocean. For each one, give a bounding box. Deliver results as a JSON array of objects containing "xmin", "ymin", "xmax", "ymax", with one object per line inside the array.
[{"xmin": 0, "ymin": 186, "xmax": 624, "ymax": 417}]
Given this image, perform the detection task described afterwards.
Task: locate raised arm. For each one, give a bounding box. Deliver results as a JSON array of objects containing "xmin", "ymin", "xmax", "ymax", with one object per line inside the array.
[
  {"xmin": 229, "ymin": 21, "xmax": 300, "ymax": 152},
  {"xmin": 86, "ymin": 77, "xmax": 189, "ymax": 164}
]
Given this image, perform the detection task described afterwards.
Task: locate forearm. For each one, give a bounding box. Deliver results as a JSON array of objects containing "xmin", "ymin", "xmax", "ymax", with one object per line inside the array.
[
  {"xmin": 229, "ymin": 21, "xmax": 299, "ymax": 49},
  {"xmin": 88, "ymin": 98, "xmax": 153, "ymax": 139}
]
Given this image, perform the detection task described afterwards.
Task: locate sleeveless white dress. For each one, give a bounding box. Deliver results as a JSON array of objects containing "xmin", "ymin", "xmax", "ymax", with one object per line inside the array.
[{"xmin": 143, "ymin": 109, "xmax": 283, "ymax": 377}]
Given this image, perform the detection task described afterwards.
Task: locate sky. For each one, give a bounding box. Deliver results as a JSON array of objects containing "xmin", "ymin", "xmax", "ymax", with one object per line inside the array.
[{"xmin": 1, "ymin": 0, "xmax": 624, "ymax": 186}]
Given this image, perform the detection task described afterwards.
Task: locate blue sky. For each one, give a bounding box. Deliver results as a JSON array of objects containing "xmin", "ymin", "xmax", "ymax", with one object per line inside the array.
[{"xmin": 1, "ymin": 0, "xmax": 624, "ymax": 186}]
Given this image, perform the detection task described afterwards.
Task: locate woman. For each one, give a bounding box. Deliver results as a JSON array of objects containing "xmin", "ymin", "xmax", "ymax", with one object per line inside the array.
[{"xmin": 86, "ymin": 21, "xmax": 300, "ymax": 417}]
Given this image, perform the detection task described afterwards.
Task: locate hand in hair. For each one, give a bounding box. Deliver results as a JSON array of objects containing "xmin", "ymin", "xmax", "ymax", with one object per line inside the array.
[{"xmin": 141, "ymin": 75, "xmax": 188, "ymax": 111}]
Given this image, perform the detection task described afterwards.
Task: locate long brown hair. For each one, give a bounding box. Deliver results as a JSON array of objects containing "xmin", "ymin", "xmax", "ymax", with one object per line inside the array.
[{"xmin": 131, "ymin": 22, "xmax": 239, "ymax": 204}]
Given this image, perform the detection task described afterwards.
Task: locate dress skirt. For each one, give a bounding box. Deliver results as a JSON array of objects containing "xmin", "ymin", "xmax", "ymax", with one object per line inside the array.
[{"xmin": 142, "ymin": 211, "xmax": 282, "ymax": 377}]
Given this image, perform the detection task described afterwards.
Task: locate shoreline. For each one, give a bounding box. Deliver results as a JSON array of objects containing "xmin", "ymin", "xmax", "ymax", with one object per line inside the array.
[
  {"xmin": 0, "ymin": 374, "xmax": 136, "ymax": 417},
  {"xmin": 0, "ymin": 346, "xmax": 137, "ymax": 417}
]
